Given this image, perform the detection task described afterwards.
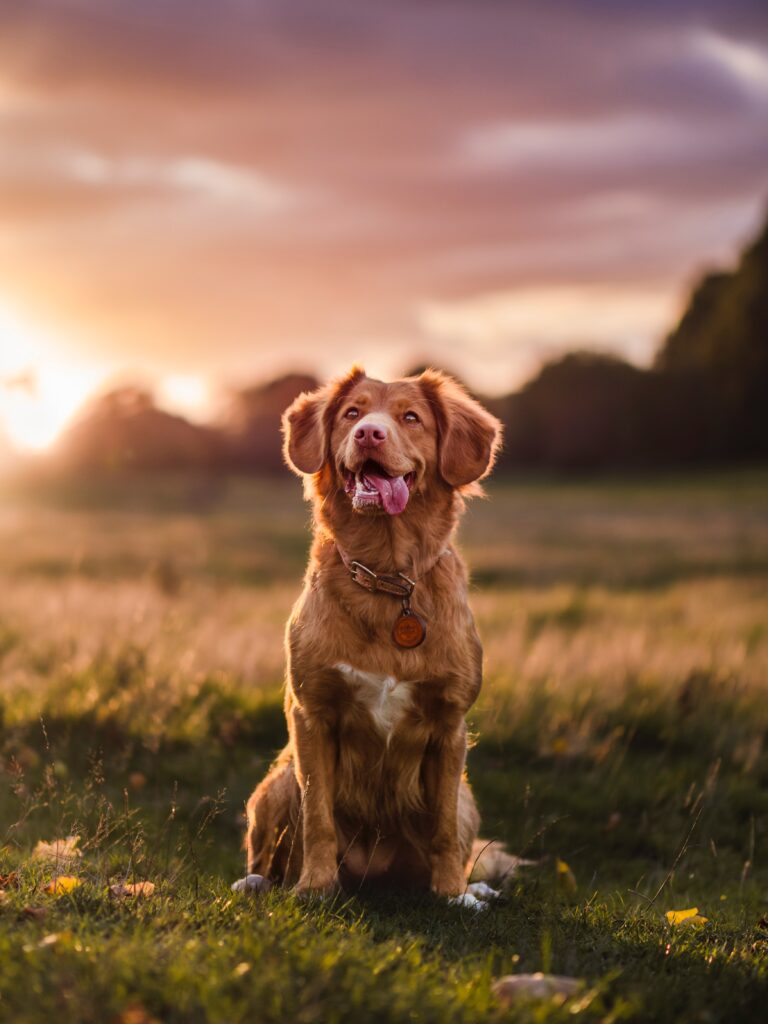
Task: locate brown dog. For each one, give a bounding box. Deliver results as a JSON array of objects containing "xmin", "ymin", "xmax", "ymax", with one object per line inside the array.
[{"xmin": 237, "ymin": 366, "xmax": 502, "ymax": 901}]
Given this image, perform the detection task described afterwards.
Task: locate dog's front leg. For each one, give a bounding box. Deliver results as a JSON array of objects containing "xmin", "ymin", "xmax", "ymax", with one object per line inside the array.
[
  {"xmin": 291, "ymin": 705, "xmax": 339, "ymax": 895},
  {"xmin": 425, "ymin": 722, "xmax": 469, "ymax": 897}
]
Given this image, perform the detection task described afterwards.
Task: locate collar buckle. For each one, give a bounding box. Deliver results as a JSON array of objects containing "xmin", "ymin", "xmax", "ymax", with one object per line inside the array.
[{"xmin": 349, "ymin": 561, "xmax": 415, "ymax": 599}]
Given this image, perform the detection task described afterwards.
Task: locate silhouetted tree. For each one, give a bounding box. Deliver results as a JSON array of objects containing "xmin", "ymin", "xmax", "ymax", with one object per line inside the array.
[
  {"xmin": 46, "ymin": 207, "xmax": 768, "ymax": 477},
  {"xmin": 219, "ymin": 373, "xmax": 318, "ymax": 472},
  {"xmin": 57, "ymin": 386, "xmax": 222, "ymax": 472},
  {"xmin": 655, "ymin": 216, "xmax": 768, "ymax": 457}
]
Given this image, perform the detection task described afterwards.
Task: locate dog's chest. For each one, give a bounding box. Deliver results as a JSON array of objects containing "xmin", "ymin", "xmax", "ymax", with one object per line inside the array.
[{"xmin": 334, "ymin": 662, "xmax": 414, "ymax": 741}]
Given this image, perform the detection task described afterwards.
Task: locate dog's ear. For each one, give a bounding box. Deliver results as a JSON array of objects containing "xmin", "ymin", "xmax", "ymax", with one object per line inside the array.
[
  {"xmin": 282, "ymin": 386, "xmax": 327, "ymax": 475},
  {"xmin": 419, "ymin": 369, "xmax": 502, "ymax": 487},
  {"xmin": 282, "ymin": 366, "xmax": 366, "ymax": 476}
]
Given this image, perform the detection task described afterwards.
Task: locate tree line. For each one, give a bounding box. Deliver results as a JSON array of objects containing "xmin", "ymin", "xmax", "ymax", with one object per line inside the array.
[{"xmin": 55, "ymin": 212, "xmax": 768, "ymax": 474}]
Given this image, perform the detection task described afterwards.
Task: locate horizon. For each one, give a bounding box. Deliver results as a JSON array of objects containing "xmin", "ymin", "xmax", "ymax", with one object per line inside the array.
[{"xmin": 2, "ymin": 0, "xmax": 768, "ymax": 453}]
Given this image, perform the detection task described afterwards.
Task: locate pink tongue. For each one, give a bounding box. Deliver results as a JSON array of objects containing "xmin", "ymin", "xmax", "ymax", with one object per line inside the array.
[{"xmin": 363, "ymin": 471, "xmax": 409, "ymax": 515}]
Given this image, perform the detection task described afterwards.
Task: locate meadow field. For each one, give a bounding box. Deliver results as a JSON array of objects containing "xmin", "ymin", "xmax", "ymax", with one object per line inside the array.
[{"xmin": 0, "ymin": 470, "xmax": 767, "ymax": 1023}]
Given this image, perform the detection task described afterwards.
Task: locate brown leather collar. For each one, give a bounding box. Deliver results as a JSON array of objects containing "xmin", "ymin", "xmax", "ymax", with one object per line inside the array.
[{"xmin": 335, "ymin": 544, "xmax": 449, "ymax": 599}]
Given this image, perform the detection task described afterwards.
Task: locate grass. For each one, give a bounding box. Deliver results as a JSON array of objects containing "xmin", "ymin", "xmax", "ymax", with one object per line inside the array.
[{"xmin": 0, "ymin": 470, "xmax": 767, "ymax": 1022}]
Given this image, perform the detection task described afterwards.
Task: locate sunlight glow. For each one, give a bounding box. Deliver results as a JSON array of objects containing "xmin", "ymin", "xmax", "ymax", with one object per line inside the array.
[
  {"xmin": 0, "ymin": 300, "xmax": 105, "ymax": 452},
  {"xmin": 159, "ymin": 374, "xmax": 211, "ymax": 420},
  {"xmin": 418, "ymin": 283, "xmax": 678, "ymax": 393}
]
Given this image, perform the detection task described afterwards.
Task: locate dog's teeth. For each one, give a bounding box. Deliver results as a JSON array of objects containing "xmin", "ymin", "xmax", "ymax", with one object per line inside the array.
[{"xmin": 355, "ymin": 480, "xmax": 378, "ymax": 497}]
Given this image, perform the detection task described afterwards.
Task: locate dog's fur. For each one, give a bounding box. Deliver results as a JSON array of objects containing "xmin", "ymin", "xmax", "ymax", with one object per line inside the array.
[{"xmin": 243, "ymin": 367, "xmax": 502, "ymax": 896}]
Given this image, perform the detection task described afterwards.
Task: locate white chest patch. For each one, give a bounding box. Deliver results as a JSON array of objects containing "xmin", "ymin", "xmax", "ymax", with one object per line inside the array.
[{"xmin": 334, "ymin": 662, "xmax": 414, "ymax": 741}]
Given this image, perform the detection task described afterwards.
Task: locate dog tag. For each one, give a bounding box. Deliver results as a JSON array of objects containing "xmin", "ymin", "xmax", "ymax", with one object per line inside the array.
[{"xmin": 392, "ymin": 608, "xmax": 426, "ymax": 648}]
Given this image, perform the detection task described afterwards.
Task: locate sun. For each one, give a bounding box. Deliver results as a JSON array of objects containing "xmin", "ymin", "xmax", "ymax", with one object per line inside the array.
[
  {"xmin": 0, "ymin": 300, "xmax": 104, "ymax": 453},
  {"xmin": 158, "ymin": 374, "xmax": 211, "ymax": 420}
]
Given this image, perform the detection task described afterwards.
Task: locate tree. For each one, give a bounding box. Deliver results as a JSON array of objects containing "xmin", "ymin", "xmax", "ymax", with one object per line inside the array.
[
  {"xmin": 218, "ymin": 373, "xmax": 319, "ymax": 472},
  {"xmin": 56, "ymin": 385, "xmax": 222, "ymax": 472},
  {"xmin": 655, "ymin": 215, "xmax": 768, "ymax": 457}
]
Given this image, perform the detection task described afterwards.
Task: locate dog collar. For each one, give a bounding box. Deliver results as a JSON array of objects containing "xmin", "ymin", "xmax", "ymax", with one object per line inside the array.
[
  {"xmin": 334, "ymin": 544, "xmax": 449, "ymax": 595},
  {"xmin": 334, "ymin": 544, "xmax": 449, "ymax": 649}
]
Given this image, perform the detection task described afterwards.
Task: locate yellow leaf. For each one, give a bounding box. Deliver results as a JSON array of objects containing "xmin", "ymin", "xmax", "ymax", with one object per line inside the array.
[
  {"xmin": 32, "ymin": 836, "xmax": 82, "ymax": 866},
  {"xmin": 45, "ymin": 876, "xmax": 82, "ymax": 895},
  {"xmin": 109, "ymin": 881, "xmax": 156, "ymax": 898},
  {"xmin": 556, "ymin": 858, "xmax": 577, "ymax": 892},
  {"xmin": 665, "ymin": 907, "xmax": 708, "ymax": 926}
]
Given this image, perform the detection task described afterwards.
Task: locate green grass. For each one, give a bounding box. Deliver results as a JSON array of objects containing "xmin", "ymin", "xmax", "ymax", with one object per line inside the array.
[{"xmin": 1, "ymin": 471, "xmax": 767, "ymax": 1022}]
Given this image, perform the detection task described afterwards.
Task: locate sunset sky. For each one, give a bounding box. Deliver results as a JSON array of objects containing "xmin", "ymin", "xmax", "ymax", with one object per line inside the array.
[{"xmin": 1, "ymin": 0, "xmax": 767, "ymax": 450}]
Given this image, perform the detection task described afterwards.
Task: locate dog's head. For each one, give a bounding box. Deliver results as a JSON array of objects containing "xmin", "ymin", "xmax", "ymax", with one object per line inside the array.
[{"xmin": 282, "ymin": 367, "xmax": 502, "ymax": 516}]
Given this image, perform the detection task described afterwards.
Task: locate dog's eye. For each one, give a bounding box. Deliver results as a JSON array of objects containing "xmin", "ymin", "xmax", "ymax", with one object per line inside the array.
[
  {"xmin": 344, "ymin": 406, "xmax": 360, "ymax": 420},
  {"xmin": 403, "ymin": 410, "xmax": 420, "ymax": 424}
]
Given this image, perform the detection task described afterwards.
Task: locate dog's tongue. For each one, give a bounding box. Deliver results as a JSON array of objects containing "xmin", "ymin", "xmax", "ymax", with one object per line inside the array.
[{"xmin": 363, "ymin": 470, "xmax": 409, "ymax": 515}]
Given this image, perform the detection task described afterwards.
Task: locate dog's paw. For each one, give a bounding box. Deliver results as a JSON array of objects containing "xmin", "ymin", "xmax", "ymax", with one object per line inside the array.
[
  {"xmin": 466, "ymin": 881, "xmax": 500, "ymax": 901},
  {"xmin": 231, "ymin": 873, "xmax": 271, "ymax": 894},
  {"xmin": 293, "ymin": 879, "xmax": 340, "ymax": 903},
  {"xmin": 448, "ymin": 891, "xmax": 490, "ymax": 911}
]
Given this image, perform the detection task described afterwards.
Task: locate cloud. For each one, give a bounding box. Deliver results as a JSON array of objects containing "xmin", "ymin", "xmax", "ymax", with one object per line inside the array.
[
  {"xmin": 0, "ymin": 145, "xmax": 299, "ymax": 212},
  {"xmin": 459, "ymin": 115, "xmax": 693, "ymax": 173},
  {"xmin": 0, "ymin": 0, "xmax": 765, "ymax": 398},
  {"xmin": 690, "ymin": 28, "xmax": 768, "ymax": 98},
  {"xmin": 457, "ymin": 108, "xmax": 767, "ymax": 178},
  {"xmin": 417, "ymin": 283, "xmax": 679, "ymax": 393},
  {"xmin": 62, "ymin": 151, "xmax": 299, "ymax": 211}
]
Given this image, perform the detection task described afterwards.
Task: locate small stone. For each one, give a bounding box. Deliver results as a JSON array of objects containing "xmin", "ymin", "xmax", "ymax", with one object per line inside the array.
[{"xmin": 493, "ymin": 973, "xmax": 581, "ymax": 1004}]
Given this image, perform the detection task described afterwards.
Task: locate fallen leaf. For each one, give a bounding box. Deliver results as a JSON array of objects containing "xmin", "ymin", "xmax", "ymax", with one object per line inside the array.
[
  {"xmin": 666, "ymin": 907, "xmax": 708, "ymax": 926},
  {"xmin": 117, "ymin": 1004, "xmax": 161, "ymax": 1024},
  {"xmin": 15, "ymin": 745, "xmax": 40, "ymax": 769},
  {"xmin": 32, "ymin": 836, "xmax": 82, "ymax": 866},
  {"xmin": 109, "ymin": 881, "xmax": 156, "ymax": 898},
  {"xmin": 0, "ymin": 872, "xmax": 19, "ymax": 889},
  {"xmin": 493, "ymin": 973, "xmax": 581, "ymax": 1005},
  {"xmin": 556, "ymin": 858, "xmax": 577, "ymax": 892},
  {"xmin": 21, "ymin": 905, "xmax": 47, "ymax": 921},
  {"xmin": 44, "ymin": 876, "xmax": 82, "ymax": 895}
]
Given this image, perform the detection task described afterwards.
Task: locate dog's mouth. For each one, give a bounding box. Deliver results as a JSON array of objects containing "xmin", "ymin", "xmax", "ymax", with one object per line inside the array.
[{"xmin": 343, "ymin": 460, "xmax": 416, "ymax": 515}]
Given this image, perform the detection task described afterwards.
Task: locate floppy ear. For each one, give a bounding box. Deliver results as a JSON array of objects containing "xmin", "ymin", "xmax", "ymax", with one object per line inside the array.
[
  {"xmin": 420, "ymin": 369, "xmax": 502, "ymax": 487},
  {"xmin": 282, "ymin": 365, "xmax": 366, "ymax": 476},
  {"xmin": 282, "ymin": 387, "xmax": 327, "ymax": 475}
]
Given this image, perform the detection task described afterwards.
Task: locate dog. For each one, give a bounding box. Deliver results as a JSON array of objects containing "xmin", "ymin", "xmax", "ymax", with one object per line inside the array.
[{"xmin": 234, "ymin": 366, "xmax": 503, "ymax": 904}]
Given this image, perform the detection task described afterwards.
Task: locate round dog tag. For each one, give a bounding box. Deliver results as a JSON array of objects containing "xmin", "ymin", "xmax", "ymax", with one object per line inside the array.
[{"xmin": 392, "ymin": 609, "xmax": 426, "ymax": 649}]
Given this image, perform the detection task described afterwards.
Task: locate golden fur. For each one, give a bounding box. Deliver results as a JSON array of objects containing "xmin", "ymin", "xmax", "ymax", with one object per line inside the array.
[{"xmin": 243, "ymin": 367, "xmax": 502, "ymax": 896}]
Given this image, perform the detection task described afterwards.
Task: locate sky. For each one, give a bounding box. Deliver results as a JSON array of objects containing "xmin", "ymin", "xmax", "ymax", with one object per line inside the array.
[{"xmin": 1, "ymin": 0, "xmax": 767, "ymax": 450}]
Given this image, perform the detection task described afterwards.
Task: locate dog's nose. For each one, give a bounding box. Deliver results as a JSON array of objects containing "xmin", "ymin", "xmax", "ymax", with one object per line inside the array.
[{"xmin": 354, "ymin": 422, "xmax": 387, "ymax": 448}]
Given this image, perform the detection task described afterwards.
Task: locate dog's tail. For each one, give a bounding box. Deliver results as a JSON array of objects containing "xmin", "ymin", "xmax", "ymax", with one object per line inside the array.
[{"xmin": 467, "ymin": 838, "xmax": 535, "ymax": 888}]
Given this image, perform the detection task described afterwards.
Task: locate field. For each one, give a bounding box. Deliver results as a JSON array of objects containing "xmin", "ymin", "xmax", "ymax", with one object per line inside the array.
[{"xmin": 1, "ymin": 470, "xmax": 767, "ymax": 1023}]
